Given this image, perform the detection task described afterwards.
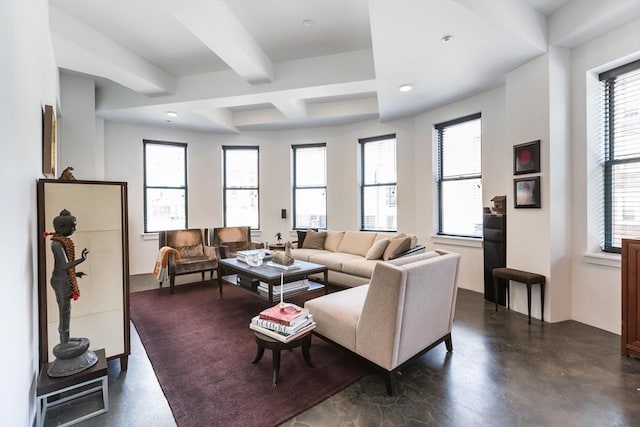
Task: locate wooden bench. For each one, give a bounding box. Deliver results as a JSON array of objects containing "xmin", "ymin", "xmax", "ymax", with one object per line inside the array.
[{"xmin": 492, "ymin": 267, "xmax": 545, "ymax": 324}]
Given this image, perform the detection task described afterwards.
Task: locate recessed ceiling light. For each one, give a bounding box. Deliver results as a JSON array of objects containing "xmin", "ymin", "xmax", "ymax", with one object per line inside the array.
[
  {"xmin": 302, "ymin": 19, "xmax": 313, "ymax": 28},
  {"xmin": 441, "ymin": 35, "xmax": 453, "ymax": 43},
  {"xmin": 399, "ymin": 84, "xmax": 413, "ymax": 92},
  {"xmin": 166, "ymin": 111, "xmax": 178, "ymax": 118}
]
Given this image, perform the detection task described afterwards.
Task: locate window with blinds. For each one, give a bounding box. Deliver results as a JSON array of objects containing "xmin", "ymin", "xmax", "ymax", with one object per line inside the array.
[
  {"xmin": 223, "ymin": 146, "xmax": 260, "ymax": 229},
  {"xmin": 435, "ymin": 113, "xmax": 482, "ymax": 238},
  {"xmin": 600, "ymin": 59, "xmax": 640, "ymax": 253},
  {"xmin": 143, "ymin": 140, "xmax": 188, "ymax": 233},
  {"xmin": 292, "ymin": 143, "xmax": 327, "ymax": 229},
  {"xmin": 359, "ymin": 134, "xmax": 397, "ymax": 231}
]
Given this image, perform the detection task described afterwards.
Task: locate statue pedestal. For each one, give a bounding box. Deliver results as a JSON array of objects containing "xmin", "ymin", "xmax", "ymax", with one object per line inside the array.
[
  {"xmin": 48, "ymin": 337, "xmax": 98, "ymax": 377},
  {"xmin": 37, "ymin": 348, "xmax": 108, "ymax": 427}
]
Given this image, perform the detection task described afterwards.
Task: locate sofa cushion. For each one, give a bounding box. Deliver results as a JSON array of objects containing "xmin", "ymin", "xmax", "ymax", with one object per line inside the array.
[
  {"xmin": 382, "ymin": 236, "xmax": 411, "ymax": 261},
  {"xmin": 324, "ymin": 230, "xmax": 345, "ymax": 252},
  {"xmin": 166, "ymin": 229, "xmax": 205, "ymax": 257},
  {"xmin": 296, "ymin": 228, "xmax": 318, "ymax": 248},
  {"xmin": 305, "ymin": 285, "xmax": 369, "ymax": 352},
  {"xmin": 375, "ymin": 232, "xmax": 405, "ymax": 242},
  {"xmin": 174, "ymin": 255, "xmax": 216, "ymax": 274},
  {"xmin": 341, "ymin": 258, "xmax": 380, "ymax": 278},
  {"xmin": 302, "ymin": 230, "xmax": 327, "ymax": 249},
  {"xmin": 365, "ymin": 238, "xmax": 389, "ymax": 260},
  {"xmin": 216, "ymin": 227, "xmax": 246, "ymax": 243},
  {"xmin": 291, "ymin": 248, "xmax": 329, "ymax": 262},
  {"xmin": 337, "ymin": 231, "xmax": 377, "ymax": 257},
  {"xmin": 309, "ymin": 252, "xmax": 361, "ymax": 271}
]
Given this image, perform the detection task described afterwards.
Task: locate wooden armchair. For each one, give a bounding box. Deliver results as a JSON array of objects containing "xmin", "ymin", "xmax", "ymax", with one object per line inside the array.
[
  {"xmin": 158, "ymin": 229, "xmax": 220, "ymax": 294},
  {"xmin": 209, "ymin": 226, "xmax": 262, "ymax": 258}
]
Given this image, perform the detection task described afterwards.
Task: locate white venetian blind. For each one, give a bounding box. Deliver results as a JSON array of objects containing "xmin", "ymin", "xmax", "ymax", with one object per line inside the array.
[
  {"xmin": 360, "ymin": 135, "xmax": 397, "ymax": 231},
  {"xmin": 436, "ymin": 113, "xmax": 482, "ymax": 237},
  {"xmin": 600, "ymin": 60, "xmax": 640, "ymax": 252}
]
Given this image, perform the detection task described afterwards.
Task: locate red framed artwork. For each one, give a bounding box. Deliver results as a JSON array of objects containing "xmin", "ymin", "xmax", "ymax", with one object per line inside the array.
[{"xmin": 513, "ymin": 140, "xmax": 540, "ymax": 175}]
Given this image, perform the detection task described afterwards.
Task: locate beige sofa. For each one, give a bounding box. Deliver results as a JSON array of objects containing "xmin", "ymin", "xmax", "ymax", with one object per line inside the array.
[
  {"xmin": 305, "ymin": 250, "xmax": 460, "ymax": 395},
  {"xmin": 291, "ymin": 230, "xmax": 425, "ymax": 287}
]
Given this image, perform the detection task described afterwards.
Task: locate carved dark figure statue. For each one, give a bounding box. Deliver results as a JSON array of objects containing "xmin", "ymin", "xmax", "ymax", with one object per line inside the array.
[
  {"xmin": 46, "ymin": 209, "xmax": 97, "ymax": 377},
  {"xmin": 50, "ymin": 209, "xmax": 89, "ymax": 344}
]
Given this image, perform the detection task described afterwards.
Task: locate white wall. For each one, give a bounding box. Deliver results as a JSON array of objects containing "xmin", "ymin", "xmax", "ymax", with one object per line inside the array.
[
  {"xmin": 0, "ymin": 1, "xmax": 59, "ymax": 424},
  {"xmin": 59, "ymin": 73, "xmax": 101, "ymax": 180},
  {"xmin": 570, "ymin": 16, "xmax": 640, "ymax": 334}
]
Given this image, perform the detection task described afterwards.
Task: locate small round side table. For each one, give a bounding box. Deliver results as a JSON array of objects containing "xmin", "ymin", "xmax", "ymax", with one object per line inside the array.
[
  {"xmin": 251, "ymin": 331, "xmax": 314, "ymax": 385},
  {"xmin": 268, "ymin": 243, "xmax": 286, "ymax": 251}
]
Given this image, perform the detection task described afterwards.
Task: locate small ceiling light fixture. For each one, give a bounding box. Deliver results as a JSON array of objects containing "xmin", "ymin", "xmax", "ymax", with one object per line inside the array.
[
  {"xmin": 441, "ymin": 35, "xmax": 453, "ymax": 43},
  {"xmin": 399, "ymin": 84, "xmax": 413, "ymax": 92},
  {"xmin": 302, "ymin": 19, "xmax": 313, "ymax": 28},
  {"xmin": 166, "ymin": 111, "xmax": 178, "ymax": 118}
]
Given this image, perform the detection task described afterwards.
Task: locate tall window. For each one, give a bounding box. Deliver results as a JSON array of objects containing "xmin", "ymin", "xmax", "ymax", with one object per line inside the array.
[
  {"xmin": 360, "ymin": 134, "xmax": 397, "ymax": 231},
  {"xmin": 436, "ymin": 113, "xmax": 482, "ymax": 237},
  {"xmin": 223, "ymin": 146, "xmax": 259, "ymax": 229},
  {"xmin": 143, "ymin": 140, "xmax": 187, "ymax": 232},
  {"xmin": 292, "ymin": 143, "xmax": 327, "ymax": 229},
  {"xmin": 600, "ymin": 59, "xmax": 640, "ymax": 252}
]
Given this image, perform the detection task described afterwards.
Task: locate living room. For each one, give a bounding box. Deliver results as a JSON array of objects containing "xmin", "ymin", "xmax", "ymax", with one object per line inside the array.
[{"xmin": 3, "ymin": 0, "xmax": 640, "ymax": 425}]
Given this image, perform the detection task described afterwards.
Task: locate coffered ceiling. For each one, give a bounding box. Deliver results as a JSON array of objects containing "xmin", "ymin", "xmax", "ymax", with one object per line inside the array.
[{"xmin": 49, "ymin": 0, "xmax": 640, "ymax": 133}]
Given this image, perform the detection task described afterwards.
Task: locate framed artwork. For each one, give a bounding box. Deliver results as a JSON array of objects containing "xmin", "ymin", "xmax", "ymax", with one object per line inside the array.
[
  {"xmin": 42, "ymin": 105, "xmax": 57, "ymax": 177},
  {"xmin": 514, "ymin": 176, "xmax": 541, "ymax": 208},
  {"xmin": 513, "ymin": 140, "xmax": 540, "ymax": 175}
]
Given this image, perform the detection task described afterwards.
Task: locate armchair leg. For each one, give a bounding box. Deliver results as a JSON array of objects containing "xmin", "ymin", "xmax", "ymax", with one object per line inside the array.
[{"xmin": 170, "ymin": 276, "xmax": 175, "ymax": 295}]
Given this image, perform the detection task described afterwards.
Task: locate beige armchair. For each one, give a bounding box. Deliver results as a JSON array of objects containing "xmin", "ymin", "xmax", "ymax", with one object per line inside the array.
[
  {"xmin": 304, "ymin": 250, "xmax": 460, "ymax": 395},
  {"xmin": 209, "ymin": 226, "xmax": 262, "ymax": 258},
  {"xmin": 158, "ymin": 229, "xmax": 220, "ymax": 294}
]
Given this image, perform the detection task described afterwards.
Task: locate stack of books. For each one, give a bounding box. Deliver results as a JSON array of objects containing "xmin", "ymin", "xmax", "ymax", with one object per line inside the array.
[
  {"xmin": 257, "ymin": 279, "xmax": 310, "ymax": 298},
  {"xmin": 249, "ymin": 303, "xmax": 316, "ymax": 343},
  {"xmin": 237, "ymin": 249, "xmax": 270, "ymax": 264},
  {"xmin": 266, "ymin": 260, "xmax": 300, "ymax": 270}
]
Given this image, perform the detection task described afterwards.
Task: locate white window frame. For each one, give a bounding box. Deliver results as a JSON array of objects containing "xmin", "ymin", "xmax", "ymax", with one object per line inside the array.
[
  {"xmin": 143, "ymin": 140, "xmax": 187, "ymax": 233},
  {"xmin": 223, "ymin": 146, "xmax": 260, "ymax": 229},
  {"xmin": 359, "ymin": 134, "xmax": 397, "ymax": 232},
  {"xmin": 292, "ymin": 143, "xmax": 327, "ymax": 230}
]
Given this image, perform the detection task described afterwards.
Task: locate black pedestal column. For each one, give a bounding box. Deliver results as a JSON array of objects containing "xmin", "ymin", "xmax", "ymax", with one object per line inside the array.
[{"xmin": 483, "ymin": 212, "xmax": 507, "ymax": 306}]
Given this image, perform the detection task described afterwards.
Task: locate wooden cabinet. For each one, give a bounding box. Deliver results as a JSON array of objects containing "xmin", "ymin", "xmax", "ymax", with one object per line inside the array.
[
  {"xmin": 622, "ymin": 238, "xmax": 640, "ymax": 358},
  {"xmin": 37, "ymin": 180, "xmax": 130, "ymax": 370}
]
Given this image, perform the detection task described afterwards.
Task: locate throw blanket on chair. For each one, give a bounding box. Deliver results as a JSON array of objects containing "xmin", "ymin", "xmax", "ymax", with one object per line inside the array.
[{"xmin": 153, "ymin": 246, "xmax": 181, "ymax": 284}]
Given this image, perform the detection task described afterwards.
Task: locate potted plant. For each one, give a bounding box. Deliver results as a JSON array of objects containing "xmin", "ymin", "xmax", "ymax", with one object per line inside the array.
[{"xmin": 274, "ymin": 232, "xmax": 283, "ymax": 244}]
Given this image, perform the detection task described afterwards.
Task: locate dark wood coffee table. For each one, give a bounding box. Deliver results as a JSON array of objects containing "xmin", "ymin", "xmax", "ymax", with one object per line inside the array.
[{"xmin": 217, "ymin": 258, "xmax": 328, "ymax": 304}]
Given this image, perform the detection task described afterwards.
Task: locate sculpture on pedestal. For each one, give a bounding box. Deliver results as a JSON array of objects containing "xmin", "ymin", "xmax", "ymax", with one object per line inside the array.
[
  {"xmin": 45, "ymin": 209, "xmax": 97, "ymax": 377},
  {"xmin": 271, "ymin": 241, "xmax": 295, "ymax": 266}
]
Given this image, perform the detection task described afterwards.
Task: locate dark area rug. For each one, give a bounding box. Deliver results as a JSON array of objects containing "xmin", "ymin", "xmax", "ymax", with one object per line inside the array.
[{"xmin": 130, "ymin": 281, "xmax": 371, "ymax": 427}]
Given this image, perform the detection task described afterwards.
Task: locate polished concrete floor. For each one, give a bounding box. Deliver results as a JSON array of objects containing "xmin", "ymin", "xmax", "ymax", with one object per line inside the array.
[{"xmin": 44, "ymin": 274, "xmax": 640, "ymax": 426}]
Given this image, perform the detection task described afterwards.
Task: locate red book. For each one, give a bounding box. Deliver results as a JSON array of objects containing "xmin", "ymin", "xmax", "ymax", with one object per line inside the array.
[{"xmin": 259, "ymin": 304, "xmax": 309, "ymax": 326}]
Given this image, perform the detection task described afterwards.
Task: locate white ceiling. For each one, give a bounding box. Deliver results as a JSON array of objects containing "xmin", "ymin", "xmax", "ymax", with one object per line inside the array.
[{"xmin": 49, "ymin": 0, "xmax": 640, "ymax": 133}]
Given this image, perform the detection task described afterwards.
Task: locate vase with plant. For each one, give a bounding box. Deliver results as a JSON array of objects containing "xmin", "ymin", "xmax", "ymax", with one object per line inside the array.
[{"xmin": 275, "ymin": 232, "xmax": 283, "ymax": 244}]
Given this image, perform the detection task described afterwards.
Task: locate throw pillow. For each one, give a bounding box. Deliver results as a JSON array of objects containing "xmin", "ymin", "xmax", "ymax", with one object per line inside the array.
[
  {"xmin": 365, "ymin": 238, "xmax": 390, "ymax": 260},
  {"xmin": 296, "ymin": 228, "xmax": 317, "ymax": 248},
  {"xmin": 382, "ymin": 237, "xmax": 411, "ymax": 261},
  {"xmin": 301, "ymin": 230, "xmax": 327, "ymax": 250}
]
